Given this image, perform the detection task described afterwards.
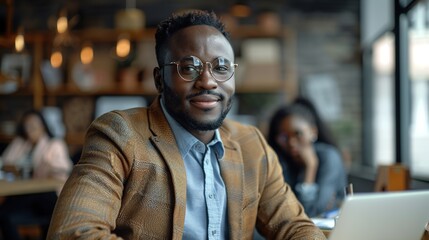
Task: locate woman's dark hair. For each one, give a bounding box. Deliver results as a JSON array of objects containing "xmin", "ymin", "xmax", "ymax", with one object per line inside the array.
[
  {"xmin": 16, "ymin": 109, "xmax": 53, "ymax": 139},
  {"xmin": 155, "ymin": 9, "xmax": 231, "ymax": 66},
  {"xmin": 267, "ymin": 97, "xmax": 339, "ymax": 157},
  {"xmin": 267, "ymin": 103, "xmax": 317, "ymax": 155}
]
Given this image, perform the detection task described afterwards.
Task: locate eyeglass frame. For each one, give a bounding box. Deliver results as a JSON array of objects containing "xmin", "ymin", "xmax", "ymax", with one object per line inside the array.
[
  {"xmin": 276, "ymin": 130, "xmax": 305, "ymax": 145},
  {"xmin": 160, "ymin": 55, "xmax": 238, "ymax": 82}
]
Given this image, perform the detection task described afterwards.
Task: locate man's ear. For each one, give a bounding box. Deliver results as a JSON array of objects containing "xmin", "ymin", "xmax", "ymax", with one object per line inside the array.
[{"xmin": 153, "ymin": 67, "xmax": 163, "ymax": 94}]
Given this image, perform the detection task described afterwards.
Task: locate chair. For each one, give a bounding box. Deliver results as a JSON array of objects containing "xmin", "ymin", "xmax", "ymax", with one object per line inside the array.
[
  {"xmin": 17, "ymin": 215, "xmax": 51, "ymax": 240},
  {"xmin": 374, "ymin": 164, "xmax": 410, "ymax": 192}
]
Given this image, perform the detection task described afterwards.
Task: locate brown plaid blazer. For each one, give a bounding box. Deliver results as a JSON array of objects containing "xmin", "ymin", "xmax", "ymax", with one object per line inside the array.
[{"xmin": 47, "ymin": 97, "xmax": 326, "ymax": 240}]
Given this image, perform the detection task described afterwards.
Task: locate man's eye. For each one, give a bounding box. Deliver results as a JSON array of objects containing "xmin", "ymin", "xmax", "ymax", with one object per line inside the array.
[
  {"xmin": 181, "ymin": 65, "xmax": 199, "ymax": 74},
  {"xmin": 213, "ymin": 65, "xmax": 229, "ymax": 73}
]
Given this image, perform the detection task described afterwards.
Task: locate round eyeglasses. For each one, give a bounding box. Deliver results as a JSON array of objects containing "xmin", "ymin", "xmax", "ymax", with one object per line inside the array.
[{"xmin": 161, "ymin": 55, "xmax": 238, "ymax": 82}]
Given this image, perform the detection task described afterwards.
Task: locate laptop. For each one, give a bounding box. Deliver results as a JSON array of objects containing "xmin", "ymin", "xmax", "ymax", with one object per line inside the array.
[{"xmin": 328, "ymin": 190, "xmax": 429, "ymax": 240}]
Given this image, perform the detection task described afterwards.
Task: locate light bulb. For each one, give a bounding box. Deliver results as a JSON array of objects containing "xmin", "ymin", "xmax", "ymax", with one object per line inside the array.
[
  {"xmin": 15, "ymin": 34, "xmax": 25, "ymax": 52},
  {"xmin": 51, "ymin": 51, "xmax": 63, "ymax": 68},
  {"xmin": 81, "ymin": 45, "xmax": 94, "ymax": 64},
  {"xmin": 116, "ymin": 38, "xmax": 131, "ymax": 58},
  {"xmin": 57, "ymin": 16, "xmax": 68, "ymax": 33}
]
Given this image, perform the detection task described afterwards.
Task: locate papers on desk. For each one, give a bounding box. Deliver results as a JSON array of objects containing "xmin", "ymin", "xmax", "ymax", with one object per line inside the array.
[
  {"xmin": 311, "ymin": 218, "xmax": 336, "ymax": 230},
  {"xmin": 0, "ymin": 170, "xmax": 16, "ymax": 182},
  {"xmin": 311, "ymin": 208, "xmax": 339, "ymax": 230}
]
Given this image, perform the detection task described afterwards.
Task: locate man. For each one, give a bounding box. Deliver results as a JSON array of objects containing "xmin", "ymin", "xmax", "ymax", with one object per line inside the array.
[{"xmin": 47, "ymin": 10, "xmax": 326, "ymax": 239}]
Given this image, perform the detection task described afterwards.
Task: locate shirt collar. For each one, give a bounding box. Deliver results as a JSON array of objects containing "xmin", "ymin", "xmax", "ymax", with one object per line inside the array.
[{"xmin": 160, "ymin": 97, "xmax": 225, "ymax": 159}]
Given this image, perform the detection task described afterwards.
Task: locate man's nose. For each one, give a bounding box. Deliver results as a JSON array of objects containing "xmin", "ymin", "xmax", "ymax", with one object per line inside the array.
[{"xmin": 195, "ymin": 63, "xmax": 218, "ymax": 89}]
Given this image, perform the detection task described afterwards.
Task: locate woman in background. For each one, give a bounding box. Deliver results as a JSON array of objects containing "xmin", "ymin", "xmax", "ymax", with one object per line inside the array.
[
  {"xmin": 292, "ymin": 97, "xmax": 340, "ymax": 149},
  {"xmin": 267, "ymin": 98, "xmax": 347, "ymax": 217},
  {"xmin": 0, "ymin": 109, "xmax": 72, "ymax": 240}
]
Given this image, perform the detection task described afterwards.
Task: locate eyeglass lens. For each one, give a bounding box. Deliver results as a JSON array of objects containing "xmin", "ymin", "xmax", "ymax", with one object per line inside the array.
[
  {"xmin": 277, "ymin": 130, "xmax": 304, "ymax": 144},
  {"xmin": 176, "ymin": 56, "xmax": 235, "ymax": 81}
]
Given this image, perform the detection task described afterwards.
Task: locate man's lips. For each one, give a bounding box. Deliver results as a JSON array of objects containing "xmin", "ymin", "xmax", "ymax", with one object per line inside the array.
[{"xmin": 190, "ymin": 95, "xmax": 221, "ymax": 109}]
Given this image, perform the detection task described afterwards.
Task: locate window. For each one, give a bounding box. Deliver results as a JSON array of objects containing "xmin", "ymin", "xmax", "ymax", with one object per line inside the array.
[
  {"xmin": 409, "ymin": 2, "xmax": 429, "ymax": 179},
  {"xmin": 370, "ymin": 0, "xmax": 429, "ymax": 179},
  {"xmin": 372, "ymin": 33, "xmax": 395, "ymax": 166}
]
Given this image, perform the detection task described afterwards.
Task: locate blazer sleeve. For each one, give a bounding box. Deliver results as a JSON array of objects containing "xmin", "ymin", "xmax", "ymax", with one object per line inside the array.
[
  {"xmin": 254, "ymin": 128, "xmax": 327, "ymax": 240},
  {"xmin": 47, "ymin": 111, "xmax": 134, "ymax": 240}
]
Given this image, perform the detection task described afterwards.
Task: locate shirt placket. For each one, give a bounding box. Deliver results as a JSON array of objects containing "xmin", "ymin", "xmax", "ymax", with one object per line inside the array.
[{"xmin": 203, "ymin": 147, "xmax": 221, "ymax": 240}]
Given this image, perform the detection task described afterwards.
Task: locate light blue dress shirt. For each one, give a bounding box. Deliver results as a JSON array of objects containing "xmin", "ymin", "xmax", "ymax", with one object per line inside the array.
[{"xmin": 161, "ymin": 99, "xmax": 228, "ymax": 240}]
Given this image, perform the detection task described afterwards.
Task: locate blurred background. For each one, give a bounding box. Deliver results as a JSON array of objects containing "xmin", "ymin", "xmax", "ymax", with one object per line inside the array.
[{"xmin": 1, "ymin": 0, "xmax": 429, "ymax": 192}]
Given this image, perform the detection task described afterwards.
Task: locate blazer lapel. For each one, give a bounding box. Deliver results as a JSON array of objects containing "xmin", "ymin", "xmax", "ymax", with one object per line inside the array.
[
  {"xmin": 219, "ymin": 128, "xmax": 244, "ymax": 240},
  {"xmin": 147, "ymin": 97, "xmax": 245, "ymax": 239},
  {"xmin": 148, "ymin": 97, "xmax": 187, "ymax": 239}
]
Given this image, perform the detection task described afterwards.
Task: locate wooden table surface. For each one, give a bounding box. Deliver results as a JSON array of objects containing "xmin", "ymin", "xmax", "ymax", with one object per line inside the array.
[{"xmin": 0, "ymin": 179, "xmax": 62, "ymax": 196}]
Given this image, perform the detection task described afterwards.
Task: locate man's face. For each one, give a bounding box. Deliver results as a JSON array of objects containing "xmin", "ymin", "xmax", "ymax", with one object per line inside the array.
[{"xmin": 156, "ymin": 25, "xmax": 235, "ymax": 133}]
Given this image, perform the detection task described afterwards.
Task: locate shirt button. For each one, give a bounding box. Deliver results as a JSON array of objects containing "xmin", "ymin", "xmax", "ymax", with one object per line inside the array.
[
  {"xmin": 196, "ymin": 143, "xmax": 205, "ymax": 152},
  {"xmin": 212, "ymin": 230, "xmax": 216, "ymax": 235},
  {"xmin": 209, "ymin": 194, "xmax": 213, "ymax": 198}
]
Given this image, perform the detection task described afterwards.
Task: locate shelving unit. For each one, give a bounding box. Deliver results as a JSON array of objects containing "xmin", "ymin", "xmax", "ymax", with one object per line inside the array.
[{"xmin": 0, "ymin": 24, "xmax": 297, "ymax": 152}]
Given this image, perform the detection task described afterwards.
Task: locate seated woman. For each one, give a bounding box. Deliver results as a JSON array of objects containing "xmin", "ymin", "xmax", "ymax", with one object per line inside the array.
[
  {"xmin": 267, "ymin": 98, "xmax": 347, "ymax": 217},
  {"xmin": 0, "ymin": 109, "xmax": 73, "ymax": 240}
]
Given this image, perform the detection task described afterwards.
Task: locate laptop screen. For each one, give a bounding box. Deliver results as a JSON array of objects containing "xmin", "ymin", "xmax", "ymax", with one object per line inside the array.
[{"xmin": 328, "ymin": 190, "xmax": 429, "ymax": 240}]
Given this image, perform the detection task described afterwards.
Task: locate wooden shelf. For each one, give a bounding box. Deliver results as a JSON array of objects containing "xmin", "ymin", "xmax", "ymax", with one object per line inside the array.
[
  {"xmin": 45, "ymin": 87, "xmax": 157, "ymax": 97},
  {"xmin": 230, "ymin": 25, "xmax": 287, "ymax": 39},
  {"xmin": 74, "ymin": 28, "xmax": 156, "ymax": 42},
  {"xmin": 65, "ymin": 132, "xmax": 86, "ymax": 146},
  {"xmin": 0, "ymin": 88, "xmax": 33, "ymax": 96},
  {"xmin": 0, "ymin": 36, "xmax": 14, "ymax": 48},
  {"xmin": 0, "ymin": 134, "xmax": 13, "ymax": 143},
  {"xmin": 2, "ymin": 28, "xmax": 156, "ymax": 45},
  {"xmin": 236, "ymin": 81, "xmax": 284, "ymax": 93}
]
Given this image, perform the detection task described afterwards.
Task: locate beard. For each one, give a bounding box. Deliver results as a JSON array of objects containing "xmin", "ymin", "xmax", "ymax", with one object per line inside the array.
[{"xmin": 163, "ymin": 84, "xmax": 233, "ymax": 131}]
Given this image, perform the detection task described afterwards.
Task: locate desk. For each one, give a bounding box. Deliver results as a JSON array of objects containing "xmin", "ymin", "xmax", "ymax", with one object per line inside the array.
[
  {"xmin": 0, "ymin": 179, "xmax": 62, "ymax": 196},
  {"xmin": 321, "ymin": 229, "xmax": 429, "ymax": 240},
  {"xmin": 0, "ymin": 179, "xmax": 62, "ymax": 239}
]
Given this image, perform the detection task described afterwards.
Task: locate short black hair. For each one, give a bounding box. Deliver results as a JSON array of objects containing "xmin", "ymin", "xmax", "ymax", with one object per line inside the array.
[{"xmin": 155, "ymin": 9, "xmax": 231, "ymax": 66}]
